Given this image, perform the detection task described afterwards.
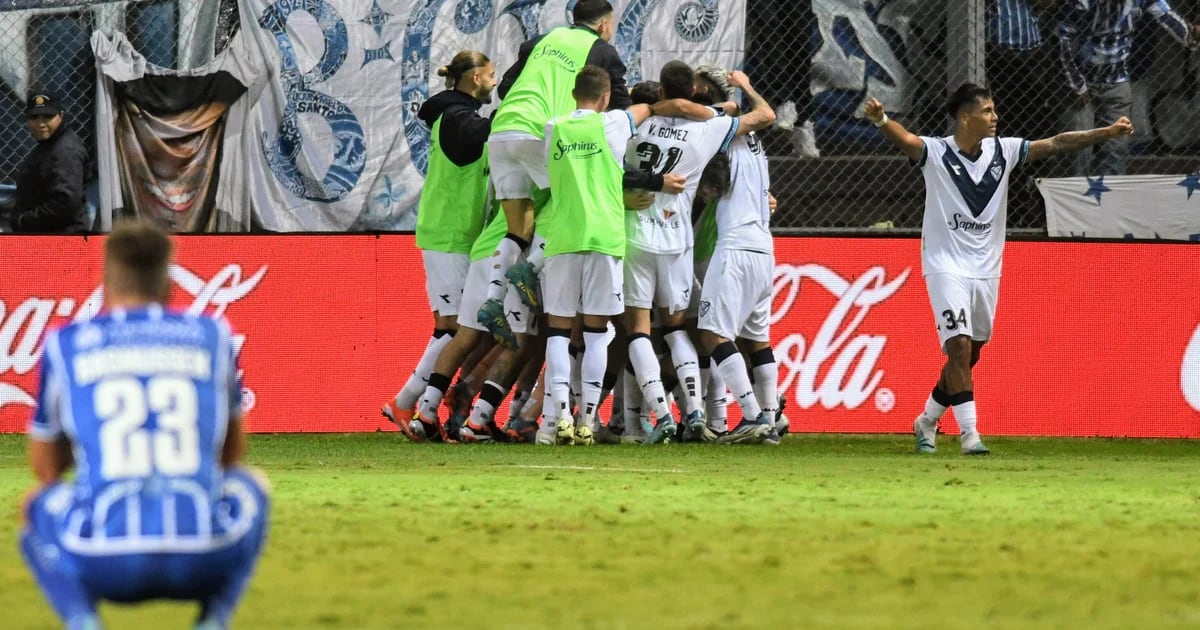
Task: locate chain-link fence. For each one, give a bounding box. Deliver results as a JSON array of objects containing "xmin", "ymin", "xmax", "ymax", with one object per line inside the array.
[
  {"xmin": 750, "ymin": 0, "xmax": 1200, "ymax": 233},
  {"xmin": 0, "ymin": 0, "xmax": 238, "ymax": 191},
  {"xmin": 0, "ymin": 0, "xmax": 1197, "ymax": 233}
]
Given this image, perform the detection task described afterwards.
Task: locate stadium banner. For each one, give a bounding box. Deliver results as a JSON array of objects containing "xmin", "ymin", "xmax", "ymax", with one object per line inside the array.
[
  {"xmin": 213, "ymin": 0, "xmax": 746, "ymax": 232},
  {"xmin": 1039, "ymin": 174, "xmax": 1200, "ymax": 241},
  {"xmin": 0, "ymin": 235, "xmax": 1197, "ymax": 438}
]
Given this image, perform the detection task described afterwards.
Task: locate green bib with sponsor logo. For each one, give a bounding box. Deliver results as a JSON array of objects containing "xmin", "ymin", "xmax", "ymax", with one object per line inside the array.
[
  {"xmin": 416, "ymin": 116, "xmax": 489, "ymax": 253},
  {"xmin": 542, "ymin": 113, "xmax": 624, "ymax": 258},
  {"xmin": 491, "ymin": 27, "xmax": 597, "ymax": 138}
]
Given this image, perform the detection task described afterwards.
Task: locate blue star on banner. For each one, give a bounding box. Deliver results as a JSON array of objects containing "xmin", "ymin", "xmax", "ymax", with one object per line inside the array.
[
  {"xmin": 360, "ymin": 0, "xmax": 392, "ymax": 38},
  {"xmin": 1083, "ymin": 175, "xmax": 1111, "ymax": 203},
  {"xmin": 1177, "ymin": 173, "xmax": 1200, "ymax": 200},
  {"xmin": 362, "ymin": 42, "xmax": 394, "ymax": 68}
]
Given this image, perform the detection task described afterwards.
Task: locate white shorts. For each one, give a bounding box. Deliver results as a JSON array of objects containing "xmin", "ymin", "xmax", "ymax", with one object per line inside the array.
[
  {"xmin": 423, "ymin": 251, "xmax": 470, "ymax": 317},
  {"xmin": 458, "ymin": 258, "xmax": 536, "ymax": 335},
  {"xmin": 687, "ymin": 257, "xmax": 711, "ymax": 319},
  {"xmin": 924, "ymin": 273, "xmax": 1000, "ymax": 349},
  {"xmin": 623, "ymin": 247, "xmax": 693, "ymax": 313},
  {"xmin": 488, "ymin": 136, "xmax": 549, "ymax": 200},
  {"xmin": 698, "ymin": 247, "xmax": 773, "ymax": 342},
  {"xmin": 543, "ymin": 252, "xmax": 624, "ymax": 318}
]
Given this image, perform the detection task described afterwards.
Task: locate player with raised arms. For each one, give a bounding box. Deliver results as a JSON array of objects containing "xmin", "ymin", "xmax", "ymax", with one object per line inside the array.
[{"xmin": 866, "ymin": 84, "xmax": 1133, "ymax": 454}]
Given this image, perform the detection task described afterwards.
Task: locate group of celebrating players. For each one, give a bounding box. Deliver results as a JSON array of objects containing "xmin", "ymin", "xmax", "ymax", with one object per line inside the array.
[
  {"xmin": 380, "ymin": 0, "xmax": 1135, "ymax": 453},
  {"xmin": 382, "ymin": 0, "xmax": 786, "ymax": 447}
]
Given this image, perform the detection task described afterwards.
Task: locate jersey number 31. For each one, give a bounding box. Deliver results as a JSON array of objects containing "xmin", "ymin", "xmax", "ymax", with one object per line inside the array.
[{"xmin": 95, "ymin": 376, "xmax": 201, "ymax": 479}]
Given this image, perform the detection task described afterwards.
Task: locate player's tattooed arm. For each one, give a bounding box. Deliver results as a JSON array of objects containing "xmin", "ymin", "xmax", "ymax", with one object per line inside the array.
[
  {"xmin": 1026, "ymin": 117, "xmax": 1134, "ymax": 162},
  {"xmin": 865, "ymin": 98, "xmax": 924, "ymax": 162},
  {"xmin": 727, "ymin": 71, "xmax": 775, "ymax": 135}
]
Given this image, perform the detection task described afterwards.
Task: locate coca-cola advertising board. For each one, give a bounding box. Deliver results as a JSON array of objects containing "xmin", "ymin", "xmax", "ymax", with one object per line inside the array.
[{"xmin": 1, "ymin": 236, "xmax": 1197, "ymax": 437}]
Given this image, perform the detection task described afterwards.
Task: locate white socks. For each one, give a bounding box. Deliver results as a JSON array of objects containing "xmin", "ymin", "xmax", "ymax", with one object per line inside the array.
[
  {"xmin": 664, "ymin": 330, "xmax": 702, "ymax": 415},
  {"xmin": 580, "ymin": 329, "xmax": 610, "ymax": 429},
  {"xmin": 952, "ymin": 400, "xmax": 978, "ymax": 439},
  {"xmin": 526, "ymin": 233, "xmax": 547, "ymax": 273},
  {"xmin": 544, "ymin": 334, "xmax": 573, "ymax": 429},
  {"xmin": 712, "ymin": 342, "xmax": 761, "ymax": 424},
  {"xmin": 750, "ymin": 349, "xmax": 779, "ymax": 418},
  {"xmin": 395, "ymin": 332, "xmax": 453, "ymax": 409},
  {"xmin": 628, "ymin": 335, "xmax": 673, "ymax": 422},
  {"xmin": 486, "ymin": 235, "xmax": 525, "ymax": 301}
]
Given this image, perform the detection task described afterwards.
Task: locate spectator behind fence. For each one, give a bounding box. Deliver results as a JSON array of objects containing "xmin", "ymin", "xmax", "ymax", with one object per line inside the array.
[
  {"xmin": 1057, "ymin": 0, "xmax": 1200, "ymax": 176},
  {"xmin": 987, "ymin": 0, "xmax": 1060, "ymax": 141},
  {"xmin": 3, "ymin": 93, "xmax": 88, "ymax": 233}
]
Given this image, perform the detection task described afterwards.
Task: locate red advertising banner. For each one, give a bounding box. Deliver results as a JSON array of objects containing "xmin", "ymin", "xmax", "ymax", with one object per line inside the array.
[{"xmin": 0, "ymin": 236, "xmax": 1197, "ymax": 437}]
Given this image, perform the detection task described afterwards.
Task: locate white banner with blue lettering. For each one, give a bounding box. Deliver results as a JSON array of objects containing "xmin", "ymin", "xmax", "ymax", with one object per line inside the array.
[
  {"xmin": 1039, "ymin": 174, "xmax": 1200, "ymax": 241},
  {"xmin": 220, "ymin": 0, "xmax": 745, "ymax": 232}
]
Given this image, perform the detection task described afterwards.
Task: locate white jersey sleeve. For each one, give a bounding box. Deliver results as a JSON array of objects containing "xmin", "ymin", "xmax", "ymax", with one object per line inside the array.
[{"xmin": 603, "ymin": 110, "xmax": 637, "ymax": 165}]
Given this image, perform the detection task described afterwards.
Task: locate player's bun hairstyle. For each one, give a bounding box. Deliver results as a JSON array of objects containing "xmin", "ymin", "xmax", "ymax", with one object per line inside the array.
[
  {"xmin": 437, "ymin": 50, "xmax": 490, "ymax": 90},
  {"xmin": 631, "ymin": 81, "xmax": 661, "ymax": 106},
  {"xmin": 660, "ymin": 60, "xmax": 696, "ymax": 100},
  {"xmin": 572, "ymin": 0, "xmax": 614, "ymax": 24},
  {"xmin": 695, "ymin": 64, "xmax": 731, "ymax": 102},
  {"xmin": 946, "ymin": 82, "xmax": 992, "ymax": 118},
  {"xmin": 105, "ymin": 219, "xmax": 173, "ymax": 302},
  {"xmin": 573, "ymin": 65, "xmax": 611, "ymax": 101}
]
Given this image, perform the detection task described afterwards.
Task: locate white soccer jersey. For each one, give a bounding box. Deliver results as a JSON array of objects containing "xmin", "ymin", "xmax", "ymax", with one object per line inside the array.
[
  {"xmin": 918, "ymin": 135, "xmax": 1029, "ymax": 278},
  {"xmin": 624, "ymin": 112, "xmax": 739, "ymax": 254},
  {"xmin": 715, "ymin": 132, "xmax": 772, "ymax": 253}
]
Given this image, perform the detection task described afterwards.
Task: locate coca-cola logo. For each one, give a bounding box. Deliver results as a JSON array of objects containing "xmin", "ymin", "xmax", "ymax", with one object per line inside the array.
[
  {"xmin": 773, "ymin": 263, "xmax": 910, "ymax": 411},
  {"xmin": 1183, "ymin": 322, "xmax": 1200, "ymax": 412},
  {"xmin": 0, "ymin": 263, "xmax": 267, "ymax": 413}
]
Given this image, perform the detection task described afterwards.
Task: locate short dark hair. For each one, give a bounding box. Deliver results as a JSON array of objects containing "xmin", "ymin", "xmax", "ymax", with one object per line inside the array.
[
  {"xmin": 946, "ymin": 83, "xmax": 992, "ymax": 118},
  {"xmin": 631, "ymin": 81, "xmax": 661, "ymax": 106},
  {"xmin": 574, "ymin": 65, "xmax": 611, "ymax": 102},
  {"xmin": 573, "ymin": 0, "xmax": 613, "ymax": 25},
  {"xmin": 659, "ymin": 60, "xmax": 695, "ymax": 100},
  {"xmin": 105, "ymin": 220, "xmax": 173, "ymax": 301}
]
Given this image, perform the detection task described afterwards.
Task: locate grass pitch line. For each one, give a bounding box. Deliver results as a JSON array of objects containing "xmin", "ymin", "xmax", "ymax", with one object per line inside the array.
[{"xmin": 504, "ymin": 464, "xmax": 688, "ymax": 474}]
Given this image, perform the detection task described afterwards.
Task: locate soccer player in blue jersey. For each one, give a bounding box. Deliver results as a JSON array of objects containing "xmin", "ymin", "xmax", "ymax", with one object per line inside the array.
[{"xmin": 20, "ymin": 221, "xmax": 270, "ymax": 630}]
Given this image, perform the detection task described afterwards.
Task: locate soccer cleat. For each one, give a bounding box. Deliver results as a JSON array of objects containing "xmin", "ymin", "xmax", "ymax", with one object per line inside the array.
[
  {"xmin": 593, "ymin": 423, "xmax": 622, "ymax": 445},
  {"xmin": 574, "ymin": 424, "xmax": 595, "ymax": 446},
  {"xmin": 459, "ymin": 422, "xmax": 492, "ymax": 443},
  {"xmin": 477, "ymin": 298, "xmax": 519, "ymax": 350},
  {"xmin": 505, "ymin": 260, "xmax": 542, "ymax": 309},
  {"xmin": 556, "ymin": 418, "xmax": 575, "ymax": 445},
  {"xmin": 686, "ymin": 410, "xmax": 718, "ymax": 443},
  {"xmin": 961, "ymin": 433, "xmax": 991, "ymax": 455},
  {"xmin": 763, "ymin": 428, "xmax": 782, "ymax": 446},
  {"xmin": 645, "ymin": 416, "xmax": 677, "ymax": 445},
  {"xmin": 443, "ymin": 382, "xmax": 473, "ymax": 420},
  {"xmin": 382, "ymin": 400, "xmax": 424, "ymax": 442},
  {"xmin": 504, "ymin": 418, "xmax": 539, "ymax": 444},
  {"xmin": 535, "ymin": 431, "xmax": 556, "ymax": 446},
  {"xmin": 914, "ymin": 413, "xmax": 938, "ymax": 454},
  {"xmin": 718, "ymin": 418, "xmax": 771, "ymax": 445},
  {"xmin": 775, "ymin": 395, "xmax": 790, "ymax": 436}
]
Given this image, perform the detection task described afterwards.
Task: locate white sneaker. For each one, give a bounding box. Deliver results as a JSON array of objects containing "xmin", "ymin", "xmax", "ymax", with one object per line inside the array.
[
  {"xmin": 792, "ymin": 120, "xmax": 820, "ymax": 158},
  {"xmin": 914, "ymin": 413, "xmax": 937, "ymax": 453}
]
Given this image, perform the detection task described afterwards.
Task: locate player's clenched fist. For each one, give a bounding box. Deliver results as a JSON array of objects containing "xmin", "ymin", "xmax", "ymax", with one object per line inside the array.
[
  {"xmin": 1108, "ymin": 116, "xmax": 1134, "ymax": 137},
  {"xmin": 864, "ymin": 98, "xmax": 886, "ymax": 124}
]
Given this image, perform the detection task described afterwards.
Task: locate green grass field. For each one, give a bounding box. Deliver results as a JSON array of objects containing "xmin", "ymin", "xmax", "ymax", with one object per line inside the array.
[{"xmin": 2, "ymin": 434, "xmax": 1198, "ymax": 629}]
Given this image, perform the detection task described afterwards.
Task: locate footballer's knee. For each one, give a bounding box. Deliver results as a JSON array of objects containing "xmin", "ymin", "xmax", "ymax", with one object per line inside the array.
[{"xmin": 943, "ymin": 335, "xmax": 973, "ymax": 367}]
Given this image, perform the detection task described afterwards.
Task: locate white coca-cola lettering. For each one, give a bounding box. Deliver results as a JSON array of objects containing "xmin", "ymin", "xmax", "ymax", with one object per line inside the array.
[
  {"xmin": 0, "ymin": 263, "xmax": 267, "ymax": 412},
  {"xmin": 1182, "ymin": 322, "xmax": 1200, "ymax": 412},
  {"xmin": 773, "ymin": 264, "xmax": 910, "ymax": 410}
]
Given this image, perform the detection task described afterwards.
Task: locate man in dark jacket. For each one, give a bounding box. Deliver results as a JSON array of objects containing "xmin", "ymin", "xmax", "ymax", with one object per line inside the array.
[{"xmin": 10, "ymin": 93, "xmax": 88, "ymax": 233}]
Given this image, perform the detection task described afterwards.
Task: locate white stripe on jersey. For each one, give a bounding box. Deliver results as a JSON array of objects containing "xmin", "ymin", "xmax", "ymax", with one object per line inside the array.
[
  {"xmin": 715, "ymin": 133, "xmax": 772, "ymax": 253},
  {"xmin": 918, "ymin": 135, "xmax": 1029, "ymax": 278},
  {"xmin": 625, "ymin": 113, "xmax": 738, "ymax": 254}
]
